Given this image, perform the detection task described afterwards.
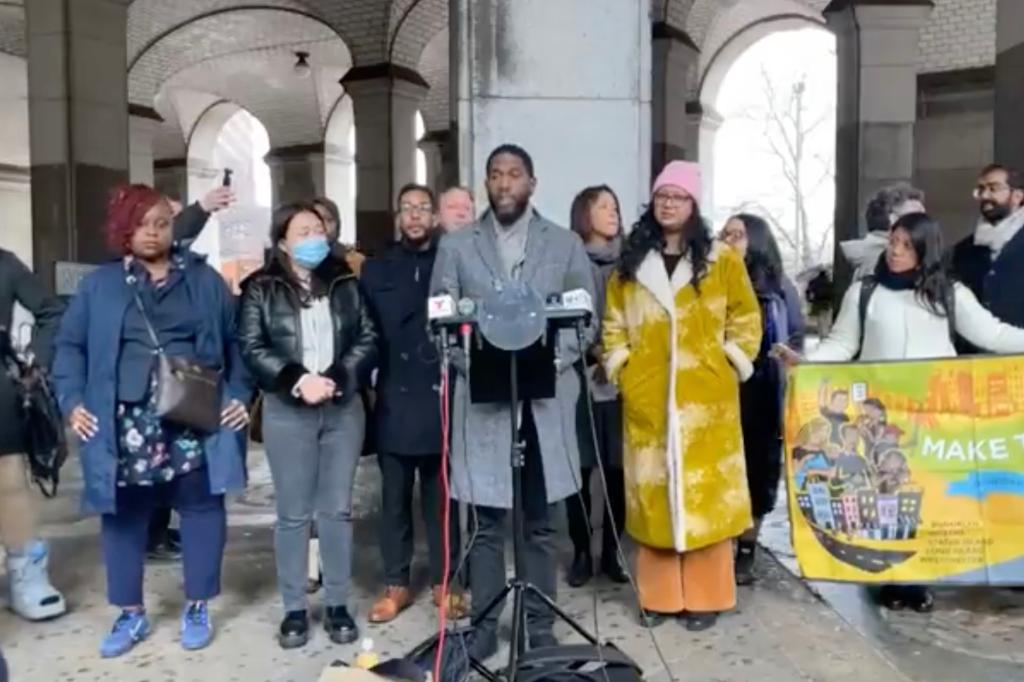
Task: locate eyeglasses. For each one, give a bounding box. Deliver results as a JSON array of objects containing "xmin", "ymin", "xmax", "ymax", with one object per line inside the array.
[
  {"xmin": 400, "ymin": 204, "xmax": 434, "ymax": 216},
  {"xmin": 973, "ymin": 183, "xmax": 1011, "ymax": 199},
  {"xmin": 653, "ymin": 193, "xmax": 692, "ymax": 207}
]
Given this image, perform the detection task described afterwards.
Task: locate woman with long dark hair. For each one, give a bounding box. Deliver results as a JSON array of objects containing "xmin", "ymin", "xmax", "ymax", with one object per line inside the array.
[
  {"xmin": 776, "ymin": 211, "xmax": 1024, "ymax": 611},
  {"xmin": 238, "ymin": 202, "xmax": 377, "ymax": 649},
  {"xmin": 565, "ymin": 185, "xmax": 628, "ymax": 587},
  {"xmin": 53, "ymin": 184, "xmax": 251, "ymax": 657},
  {"xmin": 603, "ymin": 162, "xmax": 762, "ymax": 630},
  {"xmin": 720, "ymin": 213, "xmax": 804, "ymax": 584}
]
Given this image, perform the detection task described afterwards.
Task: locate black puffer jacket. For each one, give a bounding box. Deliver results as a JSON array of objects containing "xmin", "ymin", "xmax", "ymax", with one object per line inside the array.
[{"xmin": 238, "ymin": 254, "xmax": 378, "ymax": 402}]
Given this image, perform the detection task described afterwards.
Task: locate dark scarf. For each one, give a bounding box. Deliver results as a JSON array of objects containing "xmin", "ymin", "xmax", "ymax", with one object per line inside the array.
[{"xmin": 874, "ymin": 258, "xmax": 919, "ymax": 291}]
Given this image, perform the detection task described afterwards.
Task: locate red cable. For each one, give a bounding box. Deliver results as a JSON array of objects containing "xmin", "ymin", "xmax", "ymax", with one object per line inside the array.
[{"xmin": 434, "ymin": 365, "xmax": 451, "ymax": 682}]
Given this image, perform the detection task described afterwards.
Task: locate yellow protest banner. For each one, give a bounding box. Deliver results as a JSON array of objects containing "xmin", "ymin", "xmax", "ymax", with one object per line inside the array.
[{"xmin": 784, "ymin": 355, "xmax": 1024, "ymax": 584}]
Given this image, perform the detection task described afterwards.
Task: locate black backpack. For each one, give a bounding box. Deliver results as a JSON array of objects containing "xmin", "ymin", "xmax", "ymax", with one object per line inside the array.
[{"xmin": 857, "ymin": 275, "xmax": 956, "ymax": 356}]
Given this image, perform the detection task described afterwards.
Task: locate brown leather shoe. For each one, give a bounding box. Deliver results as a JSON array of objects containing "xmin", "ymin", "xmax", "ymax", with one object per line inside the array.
[
  {"xmin": 368, "ymin": 586, "xmax": 412, "ymax": 623},
  {"xmin": 433, "ymin": 586, "xmax": 469, "ymax": 619}
]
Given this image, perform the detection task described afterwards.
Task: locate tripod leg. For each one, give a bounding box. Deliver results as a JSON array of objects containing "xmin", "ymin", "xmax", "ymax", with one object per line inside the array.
[
  {"xmin": 507, "ymin": 582, "xmax": 526, "ymax": 674},
  {"xmin": 522, "ymin": 583, "xmax": 600, "ymax": 645}
]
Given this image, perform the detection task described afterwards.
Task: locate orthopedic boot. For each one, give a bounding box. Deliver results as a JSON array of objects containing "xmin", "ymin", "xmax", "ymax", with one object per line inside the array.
[{"xmin": 7, "ymin": 539, "xmax": 66, "ymax": 620}]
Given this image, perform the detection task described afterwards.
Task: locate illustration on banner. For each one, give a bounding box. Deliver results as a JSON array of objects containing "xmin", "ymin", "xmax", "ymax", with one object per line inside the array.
[{"xmin": 790, "ymin": 380, "xmax": 923, "ymax": 573}]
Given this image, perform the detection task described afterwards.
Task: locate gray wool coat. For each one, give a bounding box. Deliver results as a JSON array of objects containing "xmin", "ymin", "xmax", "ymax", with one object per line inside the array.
[{"xmin": 430, "ymin": 210, "xmax": 597, "ymax": 509}]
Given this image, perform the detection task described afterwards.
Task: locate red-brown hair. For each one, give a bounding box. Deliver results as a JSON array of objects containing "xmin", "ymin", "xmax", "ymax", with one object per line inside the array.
[{"xmin": 105, "ymin": 184, "xmax": 166, "ymax": 255}]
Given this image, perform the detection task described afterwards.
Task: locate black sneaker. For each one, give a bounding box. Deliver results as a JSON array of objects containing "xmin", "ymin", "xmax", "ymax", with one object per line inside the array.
[
  {"xmin": 683, "ymin": 611, "xmax": 718, "ymax": 632},
  {"xmin": 600, "ymin": 554, "xmax": 629, "ymax": 584},
  {"xmin": 324, "ymin": 605, "xmax": 358, "ymax": 645},
  {"xmin": 638, "ymin": 608, "xmax": 670, "ymax": 627},
  {"xmin": 567, "ymin": 551, "xmax": 593, "ymax": 588},
  {"xmin": 145, "ymin": 539, "xmax": 182, "ymax": 563},
  {"xmin": 735, "ymin": 541, "xmax": 756, "ymax": 586},
  {"xmin": 278, "ymin": 610, "xmax": 309, "ymax": 649}
]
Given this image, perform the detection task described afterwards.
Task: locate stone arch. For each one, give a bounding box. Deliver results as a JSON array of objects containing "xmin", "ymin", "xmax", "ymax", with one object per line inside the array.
[
  {"xmin": 697, "ymin": 14, "xmax": 826, "ymax": 107},
  {"xmin": 690, "ymin": 7, "xmax": 827, "ymax": 208},
  {"xmin": 388, "ymin": 0, "xmax": 448, "ymax": 68},
  {"xmin": 129, "ymin": 6, "xmax": 353, "ymax": 149},
  {"xmin": 186, "ymin": 100, "xmax": 273, "ymax": 276}
]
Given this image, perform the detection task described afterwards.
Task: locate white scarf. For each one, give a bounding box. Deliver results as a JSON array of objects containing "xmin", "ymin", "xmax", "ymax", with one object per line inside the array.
[{"xmin": 974, "ymin": 206, "xmax": 1024, "ymax": 258}]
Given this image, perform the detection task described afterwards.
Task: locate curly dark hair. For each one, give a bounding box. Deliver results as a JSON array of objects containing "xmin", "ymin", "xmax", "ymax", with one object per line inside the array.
[
  {"xmin": 619, "ymin": 203, "xmax": 712, "ymax": 292},
  {"xmin": 864, "ymin": 184, "xmax": 925, "ymax": 234}
]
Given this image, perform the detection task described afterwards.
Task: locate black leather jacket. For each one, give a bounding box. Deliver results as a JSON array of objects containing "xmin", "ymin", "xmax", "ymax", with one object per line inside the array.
[{"xmin": 238, "ymin": 255, "xmax": 378, "ymax": 402}]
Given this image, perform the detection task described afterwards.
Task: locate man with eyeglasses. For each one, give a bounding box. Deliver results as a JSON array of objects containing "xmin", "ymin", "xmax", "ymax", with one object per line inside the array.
[
  {"xmin": 951, "ymin": 164, "xmax": 1024, "ymax": 353},
  {"xmin": 360, "ymin": 183, "xmax": 467, "ymax": 624}
]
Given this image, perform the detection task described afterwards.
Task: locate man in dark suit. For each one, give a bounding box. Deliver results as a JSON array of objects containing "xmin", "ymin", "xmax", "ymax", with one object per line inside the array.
[
  {"xmin": 950, "ymin": 164, "xmax": 1024, "ymax": 353},
  {"xmin": 360, "ymin": 183, "xmax": 466, "ymax": 624}
]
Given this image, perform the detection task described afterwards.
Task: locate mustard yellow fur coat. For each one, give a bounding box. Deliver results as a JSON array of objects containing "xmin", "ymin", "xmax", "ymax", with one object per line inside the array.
[{"xmin": 602, "ymin": 242, "xmax": 762, "ymax": 552}]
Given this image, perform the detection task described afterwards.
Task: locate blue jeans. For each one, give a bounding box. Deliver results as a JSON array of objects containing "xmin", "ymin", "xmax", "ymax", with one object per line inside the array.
[
  {"xmin": 101, "ymin": 469, "xmax": 226, "ymax": 607},
  {"xmin": 262, "ymin": 394, "xmax": 364, "ymax": 613}
]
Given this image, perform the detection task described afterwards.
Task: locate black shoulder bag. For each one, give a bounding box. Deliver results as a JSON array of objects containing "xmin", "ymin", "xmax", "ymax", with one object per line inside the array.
[{"xmin": 132, "ymin": 290, "xmax": 222, "ymax": 433}]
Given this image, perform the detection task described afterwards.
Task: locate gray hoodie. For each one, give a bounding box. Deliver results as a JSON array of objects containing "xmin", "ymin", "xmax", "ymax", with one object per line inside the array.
[{"xmin": 840, "ymin": 230, "xmax": 887, "ymax": 280}]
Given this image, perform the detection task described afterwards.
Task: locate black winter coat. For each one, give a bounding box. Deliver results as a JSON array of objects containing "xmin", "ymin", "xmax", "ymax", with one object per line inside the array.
[
  {"xmin": 360, "ymin": 240, "xmax": 441, "ymax": 455},
  {"xmin": 950, "ymin": 228, "xmax": 1024, "ymax": 354},
  {"xmin": 238, "ymin": 255, "xmax": 378, "ymax": 403},
  {"xmin": 0, "ymin": 249, "xmax": 66, "ymax": 455}
]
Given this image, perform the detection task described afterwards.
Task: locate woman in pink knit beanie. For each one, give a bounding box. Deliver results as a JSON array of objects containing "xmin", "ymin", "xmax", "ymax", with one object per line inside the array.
[{"xmin": 601, "ymin": 161, "xmax": 762, "ymax": 631}]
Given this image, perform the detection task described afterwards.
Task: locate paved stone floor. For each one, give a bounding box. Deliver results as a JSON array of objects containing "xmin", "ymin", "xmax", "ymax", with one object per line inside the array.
[{"xmin": 0, "ymin": 450, "xmax": 1017, "ymax": 681}]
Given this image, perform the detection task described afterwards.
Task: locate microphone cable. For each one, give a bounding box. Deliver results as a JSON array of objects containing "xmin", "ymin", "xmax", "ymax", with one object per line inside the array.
[
  {"xmin": 571, "ymin": 322, "xmax": 677, "ymax": 682},
  {"xmin": 432, "ymin": 327, "xmax": 480, "ymax": 681}
]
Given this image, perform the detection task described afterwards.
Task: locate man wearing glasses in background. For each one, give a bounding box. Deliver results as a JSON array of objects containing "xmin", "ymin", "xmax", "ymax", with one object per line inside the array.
[
  {"xmin": 951, "ymin": 164, "xmax": 1024, "ymax": 353},
  {"xmin": 360, "ymin": 184, "xmax": 468, "ymax": 624}
]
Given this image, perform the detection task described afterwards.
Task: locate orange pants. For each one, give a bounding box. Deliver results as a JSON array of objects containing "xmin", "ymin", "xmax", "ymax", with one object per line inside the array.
[{"xmin": 636, "ymin": 539, "xmax": 735, "ymax": 614}]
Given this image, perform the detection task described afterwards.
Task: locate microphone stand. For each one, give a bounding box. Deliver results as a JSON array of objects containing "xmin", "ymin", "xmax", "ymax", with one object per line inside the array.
[
  {"xmin": 417, "ymin": 319, "xmax": 600, "ymax": 682},
  {"xmin": 466, "ymin": 343, "xmax": 601, "ymax": 681}
]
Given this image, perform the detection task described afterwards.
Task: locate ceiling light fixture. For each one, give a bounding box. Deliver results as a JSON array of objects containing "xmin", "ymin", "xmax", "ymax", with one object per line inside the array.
[{"xmin": 293, "ymin": 51, "xmax": 311, "ymax": 79}]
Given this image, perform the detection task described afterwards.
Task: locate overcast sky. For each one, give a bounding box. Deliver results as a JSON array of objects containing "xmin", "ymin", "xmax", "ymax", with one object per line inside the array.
[{"xmin": 711, "ymin": 28, "xmax": 837, "ymax": 273}]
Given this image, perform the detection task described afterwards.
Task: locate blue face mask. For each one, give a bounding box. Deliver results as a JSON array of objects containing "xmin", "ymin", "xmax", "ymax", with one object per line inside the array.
[{"xmin": 290, "ymin": 236, "xmax": 330, "ymax": 269}]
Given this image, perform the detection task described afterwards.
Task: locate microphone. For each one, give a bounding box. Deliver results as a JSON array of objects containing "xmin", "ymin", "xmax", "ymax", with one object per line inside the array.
[
  {"xmin": 428, "ymin": 294, "xmax": 456, "ymax": 321},
  {"xmin": 457, "ymin": 298, "xmax": 476, "ymax": 374},
  {"xmin": 561, "ymin": 288, "xmax": 594, "ymax": 317}
]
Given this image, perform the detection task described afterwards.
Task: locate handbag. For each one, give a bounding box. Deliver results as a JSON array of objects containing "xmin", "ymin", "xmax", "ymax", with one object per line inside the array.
[{"xmin": 131, "ymin": 290, "xmax": 222, "ymax": 433}]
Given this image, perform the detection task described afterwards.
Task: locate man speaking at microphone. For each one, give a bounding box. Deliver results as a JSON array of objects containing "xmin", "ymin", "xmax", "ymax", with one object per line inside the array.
[{"xmin": 430, "ymin": 144, "xmax": 596, "ymax": 659}]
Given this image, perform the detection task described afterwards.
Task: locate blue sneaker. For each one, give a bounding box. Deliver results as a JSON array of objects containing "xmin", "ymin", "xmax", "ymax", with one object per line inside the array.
[
  {"xmin": 99, "ymin": 610, "xmax": 150, "ymax": 658},
  {"xmin": 180, "ymin": 601, "xmax": 213, "ymax": 651}
]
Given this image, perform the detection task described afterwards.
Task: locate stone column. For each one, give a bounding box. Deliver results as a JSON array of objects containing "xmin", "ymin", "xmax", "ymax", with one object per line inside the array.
[
  {"xmin": 264, "ymin": 144, "xmax": 326, "ymax": 206},
  {"xmin": 26, "ymin": 0, "xmax": 130, "ymax": 290},
  {"xmin": 995, "ymin": 0, "xmax": 1024, "ymax": 172},
  {"xmin": 825, "ymin": 0, "xmax": 933, "ymax": 290},
  {"xmin": 153, "ymin": 159, "xmax": 189, "ymax": 202},
  {"xmin": 453, "ymin": 0, "xmax": 651, "ymax": 222},
  {"xmin": 651, "ymin": 22, "xmax": 700, "ymax": 176},
  {"xmin": 342, "ymin": 65, "xmax": 428, "ymax": 256},
  {"xmin": 419, "ymin": 130, "xmax": 455, "ymax": 194},
  {"xmin": 129, "ymin": 106, "xmax": 162, "ymax": 186},
  {"xmin": 695, "ymin": 103, "xmax": 723, "ymax": 210}
]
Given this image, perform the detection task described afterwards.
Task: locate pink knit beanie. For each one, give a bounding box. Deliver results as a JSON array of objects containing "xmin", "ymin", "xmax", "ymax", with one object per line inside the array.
[{"xmin": 651, "ymin": 161, "xmax": 701, "ymax": 201}]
